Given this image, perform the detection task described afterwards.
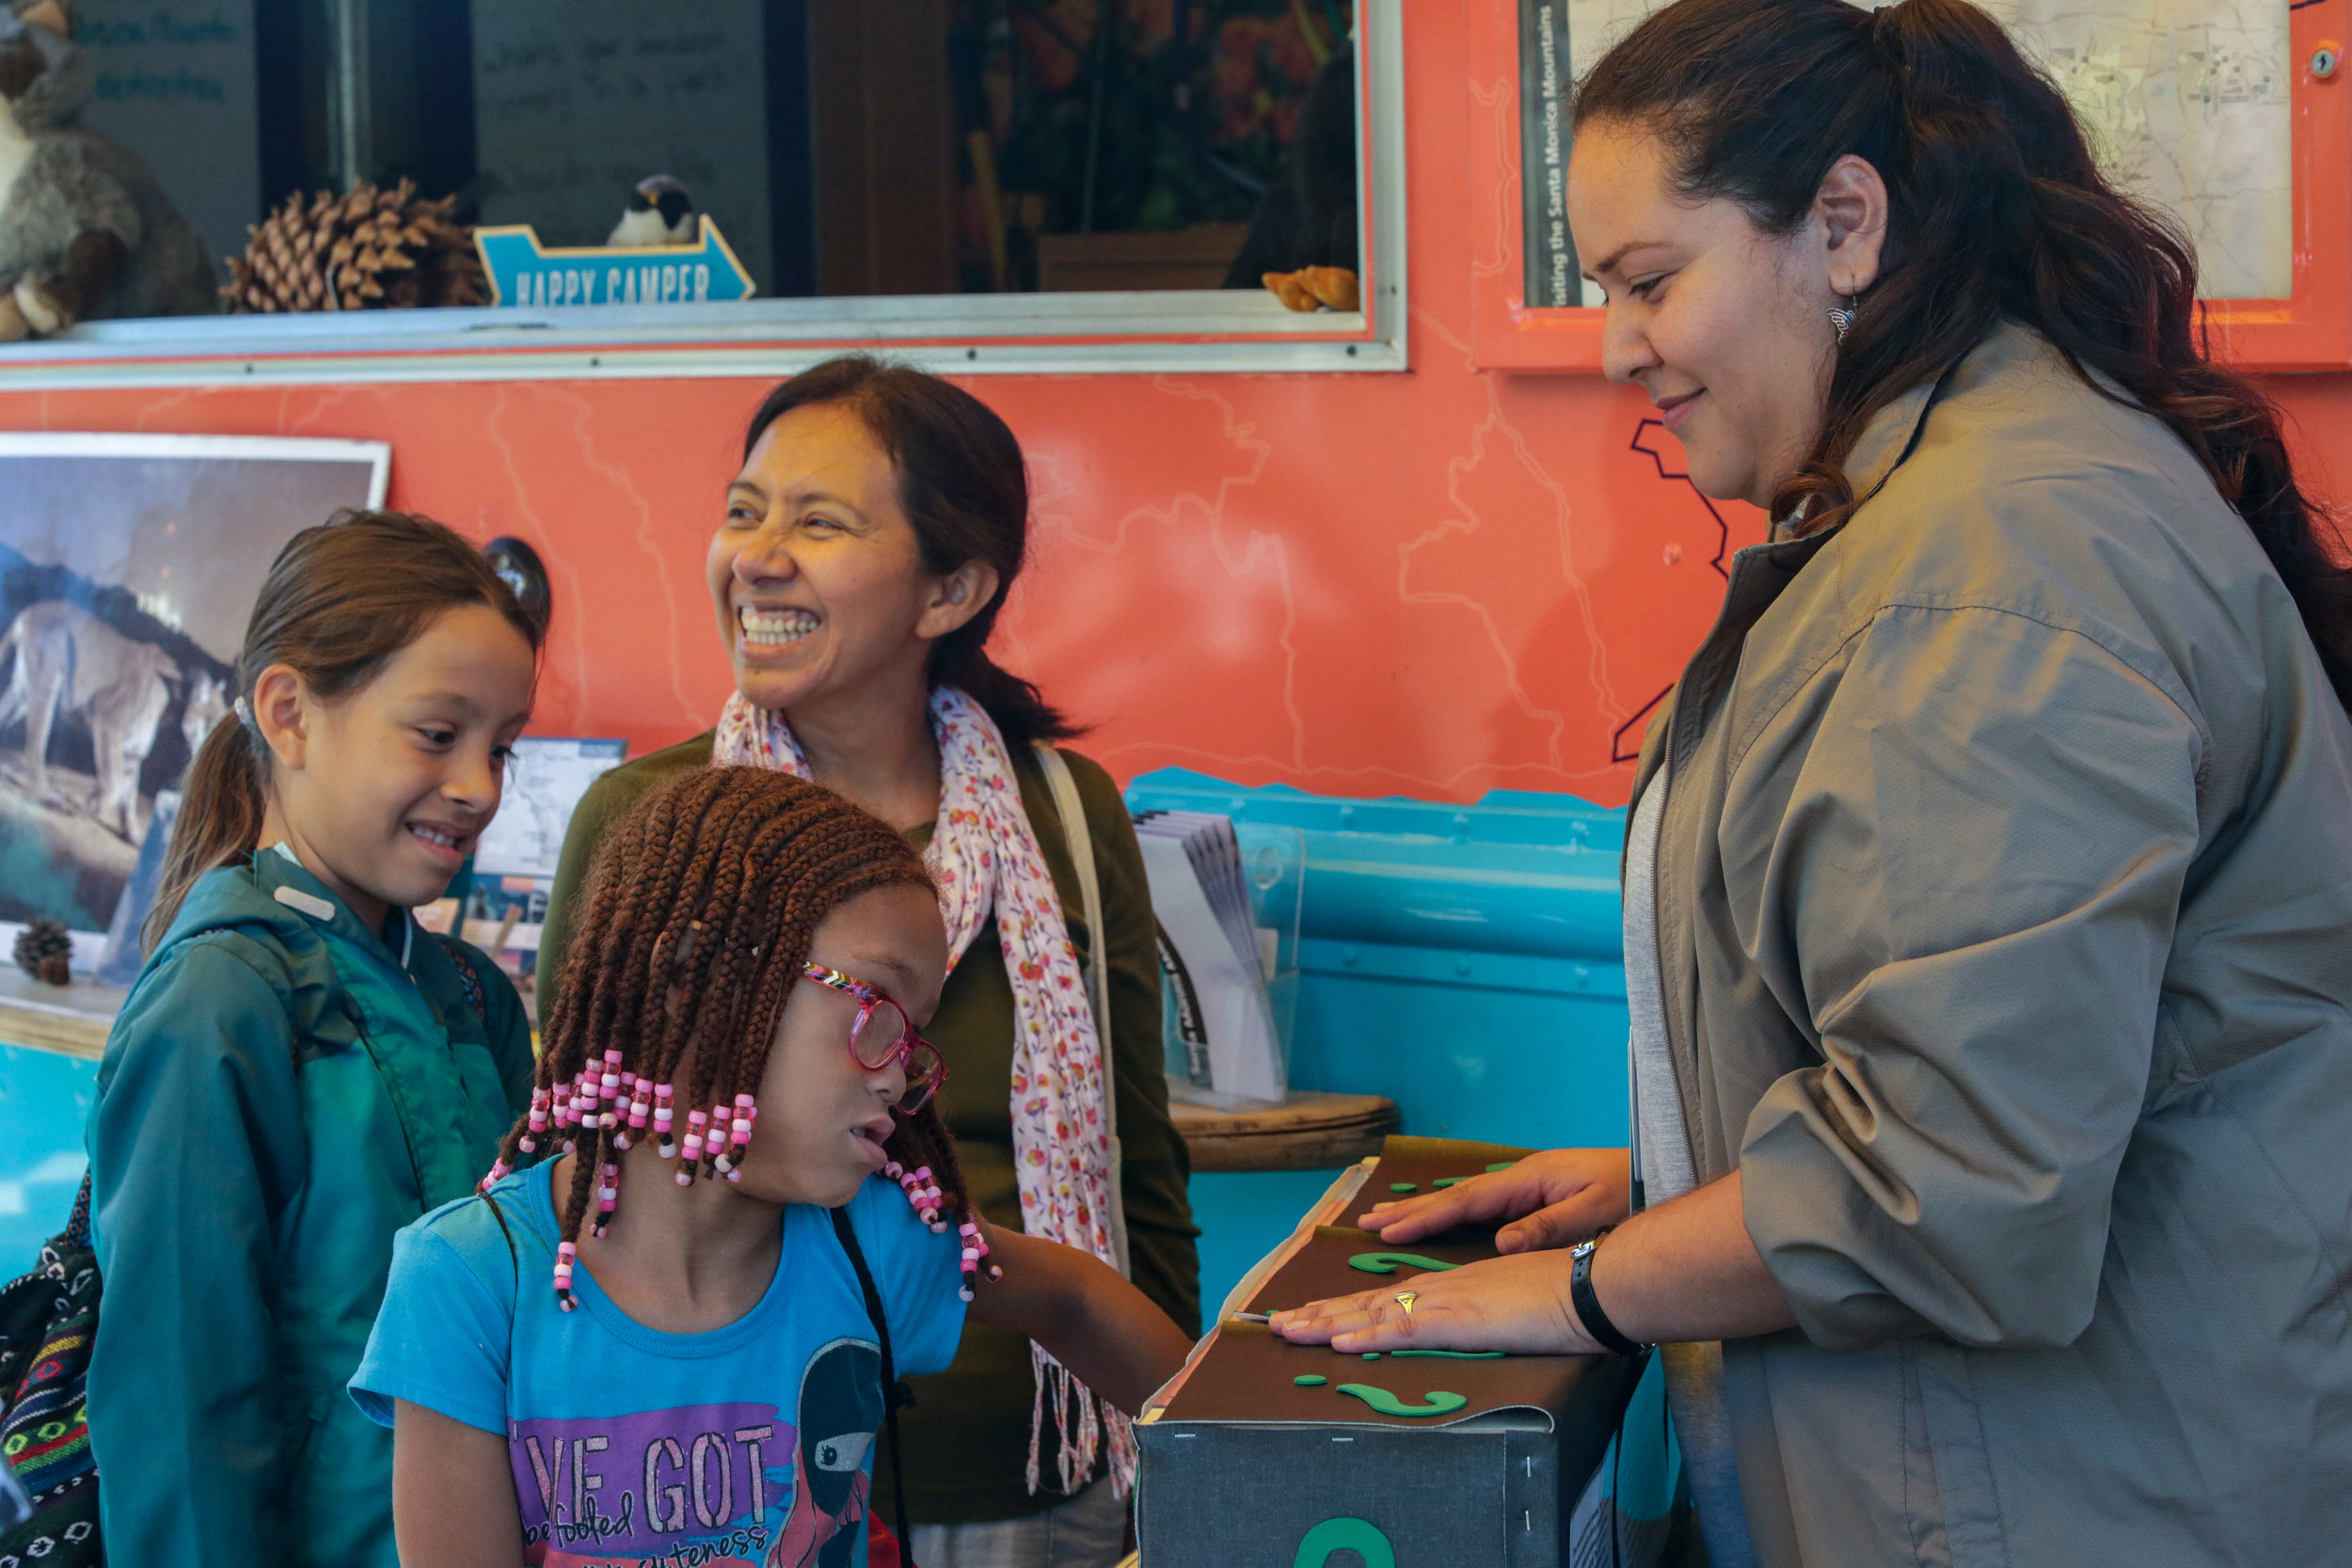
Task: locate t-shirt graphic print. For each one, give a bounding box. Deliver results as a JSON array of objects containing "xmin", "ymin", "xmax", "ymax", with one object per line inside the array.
[
  {"xmin": 353, "ymin": 1165, "xmax": 963, "ymax": 1568},
  {"xmin": 509, "ymin": 1344, "xmax": 872, "ymax": 1566}
]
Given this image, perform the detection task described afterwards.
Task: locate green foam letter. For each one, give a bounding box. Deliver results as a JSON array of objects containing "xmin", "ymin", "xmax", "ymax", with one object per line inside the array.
[
  {"xmin": 1334, "ymin": 1383, "xmax": 1470, "ymax": 1418},
  {"xmin": 1346, "ymin": 1252, "xmax": 1460, "ymax": 1275},
  {"xmin": 1294, "ymin": 1516, "xmax": 1397, "ymax": 1568}
]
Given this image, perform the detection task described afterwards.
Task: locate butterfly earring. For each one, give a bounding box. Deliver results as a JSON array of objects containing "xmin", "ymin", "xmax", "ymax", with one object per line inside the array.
[{"xmin": 1828, "ymin": 291, "xmax": 1861, "ymax": 344}]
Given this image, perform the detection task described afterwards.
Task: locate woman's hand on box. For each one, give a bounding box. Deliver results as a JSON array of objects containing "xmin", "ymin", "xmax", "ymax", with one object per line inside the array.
[
  {"xmin": 1355, "ymin": 1148, "xmax": 1631, "ymax": 1254},
  {"xmin": 1298, "ymin": 1169, "xmax": 1796, "ymax": 1354},
  {"xmin": 1266, "ymin": 1250, "xmax": 1604, "ymax": 1357}
]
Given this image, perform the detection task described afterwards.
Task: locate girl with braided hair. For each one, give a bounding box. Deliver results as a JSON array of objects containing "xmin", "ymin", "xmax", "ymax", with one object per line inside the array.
[{"xmin": 354, "ymin": 766, "xmax": 1190, "ymax": 1568}]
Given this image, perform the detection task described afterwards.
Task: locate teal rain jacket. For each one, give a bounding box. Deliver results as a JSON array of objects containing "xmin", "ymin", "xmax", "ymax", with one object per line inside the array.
[{"xmin": 87, "ymin": 850, "xmax": 532, "ymax": 1567}]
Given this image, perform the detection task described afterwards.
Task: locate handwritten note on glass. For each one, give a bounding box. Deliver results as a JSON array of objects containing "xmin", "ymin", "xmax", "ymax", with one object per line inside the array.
[{"xmin": 469, "ymin": 0, "xmax": 773, "ymax": 295}]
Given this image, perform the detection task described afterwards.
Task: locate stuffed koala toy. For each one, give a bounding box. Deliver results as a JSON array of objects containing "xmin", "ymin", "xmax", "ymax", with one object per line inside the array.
[{"xmin": 0, "ymin": 0, "xmax": 215, "ymax": 340}]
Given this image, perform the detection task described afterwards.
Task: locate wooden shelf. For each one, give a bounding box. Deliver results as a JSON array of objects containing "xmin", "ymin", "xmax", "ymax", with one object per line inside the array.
[
  {"xmin": 0, "ymin": 969, "xmax": 124, "ymax": 1061},
  {"xmin": 1169, "ymin": 1090, "xmax": 1400, "ymax": 1173}
]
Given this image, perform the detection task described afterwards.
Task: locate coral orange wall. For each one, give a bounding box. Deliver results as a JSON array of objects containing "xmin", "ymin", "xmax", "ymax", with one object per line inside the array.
[{"xmin": 6, "ymin": 6, "xmax": 2349, "ymax": 807}]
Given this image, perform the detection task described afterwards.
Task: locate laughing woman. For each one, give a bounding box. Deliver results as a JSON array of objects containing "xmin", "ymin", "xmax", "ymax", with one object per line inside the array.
[
  {"xmin": 538, "ymin": 356, "xmax": 1199, "ymax": 1568},
  {"xmin": 1272, "ymin": 1, "xmax": 2352, "ymax": 1564}
]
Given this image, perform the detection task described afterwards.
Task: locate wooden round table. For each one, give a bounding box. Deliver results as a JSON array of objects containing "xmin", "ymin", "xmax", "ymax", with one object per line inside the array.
[{"xmin": 1168, "ymin": 1090, "xmax": 1400, "ymax": 1172}]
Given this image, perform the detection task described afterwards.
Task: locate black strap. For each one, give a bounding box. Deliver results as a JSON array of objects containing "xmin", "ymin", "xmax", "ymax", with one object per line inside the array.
[
  {"xmin": 61, "ymin": 1171, "xmax": 93, "ymax": 1252},
  {"xmin": 432, "ymin": 933, "xmax": 492, "ymax": 1026},
  {"xmin": 1571, "ymin": 1232, "xmax": 1648, "ymax": 1359},
  {"xmin": 479, "ymin": 1188, "xmax": 523, "ymax": 1375},
  {"xmin": 832, "ymin": 1206, "xmax": 916, "ymax": 1567}
]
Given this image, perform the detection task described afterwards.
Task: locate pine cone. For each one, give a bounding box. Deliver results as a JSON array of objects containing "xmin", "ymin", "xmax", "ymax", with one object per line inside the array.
[
  {"xmin": 224, "ymin": 180, "xmax": 488, "ymax": 314},
  {"xmin": 13, "ymin": 919, "xmax": 72, "ymax": 986}
]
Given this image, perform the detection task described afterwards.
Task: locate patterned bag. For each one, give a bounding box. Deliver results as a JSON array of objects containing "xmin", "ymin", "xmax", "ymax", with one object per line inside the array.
[{"xmin": 0, "ymin": 1173, "xmax": 102, "ymax": 1564}]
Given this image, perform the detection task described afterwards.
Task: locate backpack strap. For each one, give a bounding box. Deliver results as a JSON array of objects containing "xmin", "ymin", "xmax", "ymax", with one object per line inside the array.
[
  {"xmin": 59, "ymin": 1171, "xmax": 92, "ymax": 1253},
  {"xmin": 831, "ymin": 1206, "xmax": 916, "ymax": 1567},
  {"xmin": 432, "ymin": 934, "xmax": 492, "ymax": 1027}
]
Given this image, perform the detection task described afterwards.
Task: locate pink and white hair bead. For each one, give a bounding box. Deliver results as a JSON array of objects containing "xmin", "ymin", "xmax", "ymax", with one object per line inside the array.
[{"xmin": 885, "ymin": 1161, "xmax": 948, "ymax": 1233}]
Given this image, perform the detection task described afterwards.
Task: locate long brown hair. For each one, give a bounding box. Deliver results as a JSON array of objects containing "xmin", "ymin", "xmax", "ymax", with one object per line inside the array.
[
  {"xmin": 1576, "ymin": 0, "xmax": 2352, "ymax": 712},
  {"xmin": 146, "ymin": 510, "xmax": 543, "ymax": 946},
  {"xmin": 510, "ymin": 766, "xmax": 983, "ymax": 1277},
  {"xmin": 740, "ymin": 356, "xmax": 1078, "ymax": 744}
]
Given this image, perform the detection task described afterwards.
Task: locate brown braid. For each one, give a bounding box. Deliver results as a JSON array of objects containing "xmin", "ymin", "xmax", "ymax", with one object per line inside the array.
[{"xmin": 488, "ymin": 766, "xmax": 998, "ymax": 1297}]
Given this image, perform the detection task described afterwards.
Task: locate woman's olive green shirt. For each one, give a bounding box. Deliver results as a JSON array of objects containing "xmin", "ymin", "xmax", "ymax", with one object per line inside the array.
[{"xmin": 538, "ymin": 734, "xmax": 1200, "ymax": 1523}]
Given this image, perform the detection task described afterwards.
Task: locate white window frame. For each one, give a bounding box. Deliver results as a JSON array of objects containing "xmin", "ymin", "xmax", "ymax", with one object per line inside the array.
[{"xmin": 0, "ymin": 0, "xmax": 1406, "ymax": 389}]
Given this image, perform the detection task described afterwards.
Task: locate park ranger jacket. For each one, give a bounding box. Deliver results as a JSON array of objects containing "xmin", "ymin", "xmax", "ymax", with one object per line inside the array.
[{"xmin": 1632, "ymin": 321, "xmax": 2352, "ymax": 1567}]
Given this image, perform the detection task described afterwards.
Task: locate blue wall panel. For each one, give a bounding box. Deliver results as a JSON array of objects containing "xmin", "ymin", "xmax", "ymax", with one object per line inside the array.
[
  {"xmin": 0, "ymin": 1044, "xmax": 96, "ymax": 1265},
  {"xmin": 1127, "ymin": 770, "xmax": 1631, "ymax": 1312}
]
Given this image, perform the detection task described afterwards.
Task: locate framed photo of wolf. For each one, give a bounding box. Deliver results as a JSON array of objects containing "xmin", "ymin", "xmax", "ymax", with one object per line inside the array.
[{"xmin": 0, "ymin": 434, "xmax": 389, "ymax": 950}]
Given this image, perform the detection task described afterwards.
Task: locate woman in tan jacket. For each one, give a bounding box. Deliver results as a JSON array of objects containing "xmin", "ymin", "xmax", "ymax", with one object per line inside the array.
[{"xmin": 1272, "ymin": 1, "xmax": 2352, "ymax": 1563}]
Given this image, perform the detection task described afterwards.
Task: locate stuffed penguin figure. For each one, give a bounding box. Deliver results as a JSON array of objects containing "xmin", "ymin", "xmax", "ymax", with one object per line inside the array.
[
  {"xmin": 0, "ymin": 0, "xmax": 216, "ymax": 341},
  {"xmin": 606, "ymin": 174, "xmax": 697, "ymax": 247}
]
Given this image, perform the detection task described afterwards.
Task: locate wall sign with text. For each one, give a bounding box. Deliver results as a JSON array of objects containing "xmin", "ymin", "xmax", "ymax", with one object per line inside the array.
[{"xmin": 472, "ymin": 222, "xmax": 756, "ymax": 309}]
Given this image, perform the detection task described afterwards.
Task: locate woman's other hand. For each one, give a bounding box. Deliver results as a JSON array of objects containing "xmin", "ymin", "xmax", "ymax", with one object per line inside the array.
[
  {"xmin": 1354, "ymin": 1148, "xmax": 1631, "ymax": 1254},
  {"xmin": 1266, "ymin": 1251, "xmax": 1604, "ymax": 1357}
]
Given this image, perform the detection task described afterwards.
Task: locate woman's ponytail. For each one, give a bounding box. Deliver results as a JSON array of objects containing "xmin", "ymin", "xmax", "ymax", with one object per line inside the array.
[
  {"xmin": 139, "ymin": 510, "xmax": 542, "ymax": 953},
  {"xmin": 1576, "ymin": 0, "xmax": 2352, "ymax": 713}
]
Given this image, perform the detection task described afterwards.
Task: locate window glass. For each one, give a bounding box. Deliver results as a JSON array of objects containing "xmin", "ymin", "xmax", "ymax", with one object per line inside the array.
[
  {"xmin": 0, "ymin": 0, "xmax": 1367, "ymax": 340},
  {"xmin": 1549, "ymin": 0, "xmax": 2291, "ymax": 301}
]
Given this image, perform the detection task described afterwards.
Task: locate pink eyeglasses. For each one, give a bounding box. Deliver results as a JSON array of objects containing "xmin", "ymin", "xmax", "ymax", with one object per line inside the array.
[{"xmin": 800, "ymin": 962, "xmax": 948, "ymax": 1115}]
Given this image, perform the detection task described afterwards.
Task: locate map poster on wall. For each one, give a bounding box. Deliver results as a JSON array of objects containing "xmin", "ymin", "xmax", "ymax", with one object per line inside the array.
[
  {"xmin": 1519, "ymin": 0, "xmax": 1577, "ymax": 308},
  {"xmin": 1559, "ymin": 0, "xmax": 2291, "ymax": 300},
  {"xmin": 470, "ymin": 736, "xmax": 627, "ymax": 882}
]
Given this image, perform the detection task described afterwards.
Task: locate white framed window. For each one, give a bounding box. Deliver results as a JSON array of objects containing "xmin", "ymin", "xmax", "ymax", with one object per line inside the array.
[{"xmin": 0, "ymin": 0, "xmax": 1406, "ymax": 388}]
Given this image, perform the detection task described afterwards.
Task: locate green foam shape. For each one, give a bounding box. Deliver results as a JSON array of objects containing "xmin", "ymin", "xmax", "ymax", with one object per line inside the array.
[
  {"xmin": 1294, "ymin": 1374, "xmax": 1327, "ymax": 1386},
  {"xmin": 1485, "ymin": 1161, "xmax": 1519, "ymax": 1172},
  {"xmin": 1294, "ymin": 1517, "xmax": 1397, "ymax": 1568},
  {"xmin": 1391, "ymin": 1349, "xmax": 1505, "ymax": 1359},
  {"xmin": 1362, "ymin": 1352, "xmax": 1381, "ymax": 1360},
  {"xmin": 1346, "ymin": 1252, "xmax": 1461, "ymax": 1275},
  {"xmin": 1334, "ymin": 1383, "xmax": 1470, "ymax": 1418},
  {"xmin": 1389, "ymin": 1181, "xmax": 1418, "ymax": 1193},
  {"xmin": 1432, "ymin": 1176, "xmax": 1465, "ymax": 1187}
]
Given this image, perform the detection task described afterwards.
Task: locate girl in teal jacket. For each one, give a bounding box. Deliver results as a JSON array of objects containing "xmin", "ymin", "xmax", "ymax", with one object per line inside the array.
[{"xmin": 86, "ymin": 511, "xmax": 543, "ymax": 1567}]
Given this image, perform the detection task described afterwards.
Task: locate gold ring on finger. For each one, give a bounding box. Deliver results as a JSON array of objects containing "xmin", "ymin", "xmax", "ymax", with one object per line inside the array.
[{"xmin": 1394, "ymin": 1290, "xmax": 1419, "ymax": 1316}]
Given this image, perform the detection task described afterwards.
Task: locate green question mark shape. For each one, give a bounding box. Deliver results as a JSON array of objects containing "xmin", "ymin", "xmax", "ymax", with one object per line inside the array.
[
  {"xmin": 1335, "ymin": 1383, "xmax": 1470, "ymax": 1418},
  {"xmin": 1346, "ymin": 1252, "xmax": 1460, "ymax": 1275},
  {"xmin": 1293, "ymin": 1516, "xmax": 1397, "ymax": 1568}
]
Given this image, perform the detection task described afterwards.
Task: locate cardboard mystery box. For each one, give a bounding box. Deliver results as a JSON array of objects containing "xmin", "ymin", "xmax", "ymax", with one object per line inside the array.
[{"xmin": 1136, "ymin": 1137, "xmax": 1642, "ymax": 1567}]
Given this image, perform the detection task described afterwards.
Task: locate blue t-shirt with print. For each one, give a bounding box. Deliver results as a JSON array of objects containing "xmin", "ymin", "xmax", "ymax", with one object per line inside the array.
[{"xmin": 352, "ymin": 1164, "xmax": 964, "ymax": 1568}]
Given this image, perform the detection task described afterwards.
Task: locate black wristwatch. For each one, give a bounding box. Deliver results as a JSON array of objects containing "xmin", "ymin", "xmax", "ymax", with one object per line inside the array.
[{"xmin": 1569, "ymin": 1232, "xmax": 1649, "ymax": 1358}]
